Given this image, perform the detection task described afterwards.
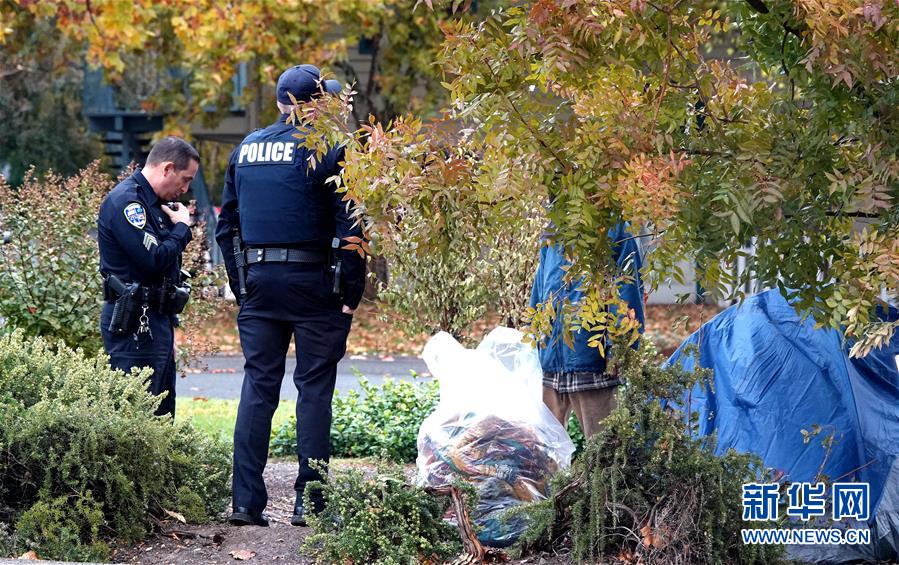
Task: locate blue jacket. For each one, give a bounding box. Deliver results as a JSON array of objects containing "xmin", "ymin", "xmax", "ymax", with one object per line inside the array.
[
  {"xmin": 215, "ymin": 115, "xmax": 366, "ymax": 308},
  {"xmin": 529, "ymin": 224, "xmax": 645, "ymax": 392}
]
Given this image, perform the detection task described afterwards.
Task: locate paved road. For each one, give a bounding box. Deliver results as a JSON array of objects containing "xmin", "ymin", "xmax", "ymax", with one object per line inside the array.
[{"xmin": 179, "ymin": 354, "xmax": 431, "ymax": 400}]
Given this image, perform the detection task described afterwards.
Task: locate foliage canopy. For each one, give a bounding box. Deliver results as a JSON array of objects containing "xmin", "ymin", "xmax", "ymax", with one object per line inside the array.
[
  {"xmin": 4, "ymin": 0, "xmax": 495, "ymax": 127},
  {"xmin": 305, "ymin": 0, "xmax": 898, "ymax": 353},
  {"xmin": 5, "ymin": 0, "xmax": 897, "ymax": 351}
]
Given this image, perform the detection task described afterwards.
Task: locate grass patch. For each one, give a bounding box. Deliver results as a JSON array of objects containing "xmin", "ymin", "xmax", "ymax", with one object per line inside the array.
[{"xmin": 177, "ymin": 398, "xmax": 295, "ymax": 445}]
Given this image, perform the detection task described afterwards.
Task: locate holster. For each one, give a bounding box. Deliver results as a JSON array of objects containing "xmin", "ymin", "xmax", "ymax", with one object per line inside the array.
[
  {"xmin": 232, "ymin": 227, "xmax": 247, "ymax": 302},
  {"xmin": 155, "ymin": 276, "xmax": 191, "ymax": 315},
  {"xmin": 107, "ymin": 279, "xmax": 143, "ymax": 335},
  {"xmin": 330, "ymin": 237, "xmax": 343, "ymax": 298},
  {"xmin": 104, "ymin": 273, "xmax": 190, "ymax": 324}
]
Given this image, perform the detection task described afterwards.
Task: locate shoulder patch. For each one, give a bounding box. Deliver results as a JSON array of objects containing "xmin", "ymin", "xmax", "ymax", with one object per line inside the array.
[{"xmin": 123, "ymin": 202, "xmax": 146, "ymax": 229}]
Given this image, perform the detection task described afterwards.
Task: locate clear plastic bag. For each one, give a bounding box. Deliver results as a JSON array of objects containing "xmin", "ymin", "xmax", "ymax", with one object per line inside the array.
[{"xmin": 416, "ymin": 328, "xmax": 575, "ymax": 547}]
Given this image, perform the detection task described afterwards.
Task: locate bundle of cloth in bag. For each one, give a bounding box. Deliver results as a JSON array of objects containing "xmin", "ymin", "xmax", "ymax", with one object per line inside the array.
[{"xmin": 416, "ymin": 328, "xmax": 575, "ymax": 547}]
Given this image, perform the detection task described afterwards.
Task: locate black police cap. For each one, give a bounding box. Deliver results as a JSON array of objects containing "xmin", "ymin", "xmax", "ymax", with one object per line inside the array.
[{"xmin": 276, "ymin": 64, "xmax": 341, "ymax": 104}]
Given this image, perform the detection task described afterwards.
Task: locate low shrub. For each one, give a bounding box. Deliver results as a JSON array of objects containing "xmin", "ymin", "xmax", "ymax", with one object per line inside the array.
[
  {"xmin": 566, "ymin": 412, "xmax": 585, "ymax": 456},
  {"xmin": 303, "ymin": 462, "xmax": 460, "ymax": 564},
  {"xmin": 516, "ymin": 344, "xmax": 787, "ymax": 564},
  {"xmin": 0, "ymin": 523, "xmax": 20, "ymax": 558},
  {"xmin": 271, "ymin": 374, "xmax": 439, "ymax": 462},
  {"xmin": 0, "ymin": 164, "xmax": 111, "ymax": 354},
  {"xmin": 14, "ymin": 493, "xmax": 108, "ymax": 562},
  {"xmin": 0, "ymin": 331, "xmax": 231, "ymax": 561}
]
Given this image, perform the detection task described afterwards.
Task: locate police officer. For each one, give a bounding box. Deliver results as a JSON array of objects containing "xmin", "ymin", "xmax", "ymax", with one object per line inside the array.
[
  {"xmin": 215, "ymin": 64, "xmax": 365, "ymax": 527},
  {"xmin": 98, "ymin": 137, "xmax": 198, "ymax": 418}
]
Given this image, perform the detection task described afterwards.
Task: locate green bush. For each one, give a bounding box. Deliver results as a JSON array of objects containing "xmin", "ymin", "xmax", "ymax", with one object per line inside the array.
[
  {"xmin": 15, "ymin": 494, "xmax": 108, "ymax": 562},
  {"xmin": 0, "ymin": 164, "xmax": 111, "ymax": 354},
  {"xmin": 0, "ymin": 523, "xmax": 20, "ymax": 558},
  {"xmin": 566, "ymin": 412, "xmax": 585, "ymax": 456},
  {"xmin": 516, "ymin": 344, "xmax": 786, "ymax": 564},
  {"xmin": 303, "ymin": 462, "xmax": 460, "ymax": 564},
  {"xmin": 0, "ymin": 331, "xmax": 231, "ymax": 561},
  {"xmin": 271, "ymin": 374, "xmax": 439, "ymax": 462}
]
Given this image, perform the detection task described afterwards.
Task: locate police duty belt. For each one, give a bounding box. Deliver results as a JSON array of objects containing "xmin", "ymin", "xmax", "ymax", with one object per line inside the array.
[{"xmin": 244, "ymin": 247, "xmax": 327, "ymax": 265}]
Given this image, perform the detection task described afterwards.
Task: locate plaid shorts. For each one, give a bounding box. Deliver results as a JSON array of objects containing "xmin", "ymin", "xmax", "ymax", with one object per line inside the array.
[{"xmin": 542, "ymin": 370, "xmax": 621, "ymax": 394}]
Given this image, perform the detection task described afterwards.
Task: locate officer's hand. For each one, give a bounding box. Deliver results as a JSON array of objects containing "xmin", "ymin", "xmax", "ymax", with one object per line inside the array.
[
  {"xmin": 342, "ymin": 305, "xmax": 355, "ymax": 315},
  {"xmin": 163, "ymin": 203, "xmax": 192, "ymax": 226}
]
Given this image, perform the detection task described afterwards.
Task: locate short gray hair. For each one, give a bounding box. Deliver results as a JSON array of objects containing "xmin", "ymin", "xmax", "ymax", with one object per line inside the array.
[{"xmin": 146, "ymin": 137, "xmax": 200, "ymax": 171}]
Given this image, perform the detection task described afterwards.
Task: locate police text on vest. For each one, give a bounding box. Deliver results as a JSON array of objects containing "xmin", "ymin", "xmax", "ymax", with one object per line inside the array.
[{"xmin": 238, "ymin": 141, "xmax": 296, "ymax": 164}]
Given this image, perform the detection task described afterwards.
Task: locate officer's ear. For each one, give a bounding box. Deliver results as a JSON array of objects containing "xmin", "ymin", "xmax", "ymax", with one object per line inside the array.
[{"xmin": 162, "ymin": 161, "xmax": 175, "ymax": 176}]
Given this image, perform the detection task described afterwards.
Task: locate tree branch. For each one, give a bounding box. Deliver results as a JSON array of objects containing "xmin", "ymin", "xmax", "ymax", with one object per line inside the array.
[
  {"xmin": 84, "ymin": 0, "xmax": 109, "ymax": 43},
  {"xmin": 780, "ymin": 29, "xmax": 796, "ymax": 103},
  {"xmin": 744, "ymin": 0, "xmax": 804, "ymax": 40},
  {"xmin": 364, "ymin": 27, "xmax": 383, "ymax": 121},
  {"xmin": 481, "ymin": 57, "xmax": 571, "ymax": 174},
  {"xmin": 333, "ymin": 60, "xmax": 365, "ymax": 130},
  {"xmin": 651, "ymin": 15, "xmax": 674, "ymax": 127},
  {"xmin": 0, "ymin": 64, "xmax": 29, "ymax": 79},
  {"xmin": 613, "ymin": 230, "xmax": 666, "ymax": 246}
]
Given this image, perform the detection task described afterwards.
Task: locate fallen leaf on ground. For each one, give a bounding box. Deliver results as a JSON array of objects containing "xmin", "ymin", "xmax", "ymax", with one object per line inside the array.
[
  {"xmin": 163, "ymin": 508, "xmax": 186, "ymax": 523},
  {"xmin": 617, "ymin": 547, "xmax": 636, "ymax": 563},
  {"xmin": 192, "ymin": 303, "xmax": 716, "ymax": 358},
  {"xmin": 640, "ymin": 523, "xmax": 668, "ymax": 549},
  {"xmin": 230, "ymin": 549, "xmax": 256, "ymax": 560}
]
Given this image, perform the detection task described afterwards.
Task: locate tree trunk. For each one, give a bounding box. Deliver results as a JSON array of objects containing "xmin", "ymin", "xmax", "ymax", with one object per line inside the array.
[{"xmin": 363, "ymin": 255, "xmax": 389, "ymax": 300}]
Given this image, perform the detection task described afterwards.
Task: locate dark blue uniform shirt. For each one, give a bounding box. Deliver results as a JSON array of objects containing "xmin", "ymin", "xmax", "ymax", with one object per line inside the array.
[
  {"xmin": 215, "ymin": 115, "xmax": 365, "ymax": 308},
  {"xmin": 97, "ymin": 170, "xmax": 188, "ymax": 418},
  {"xmin": 98, "ymin": 170, "xmax": 192, "ymax": 285}
]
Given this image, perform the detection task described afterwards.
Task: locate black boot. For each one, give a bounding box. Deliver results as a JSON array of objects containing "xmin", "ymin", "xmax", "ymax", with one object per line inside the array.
[
  {"xmin": 290, "ymin": 491, "xmax": 324, "ymax": 527},
  {"xmin": 290, "ymin": 504, "xmax": 310, "ymax": 527},
  {"xmin": 229, "ymin": 506, "xmax": 270, "ymax": 527}
]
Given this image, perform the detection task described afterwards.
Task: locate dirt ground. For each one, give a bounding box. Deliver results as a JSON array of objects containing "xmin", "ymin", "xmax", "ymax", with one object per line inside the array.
[
  {"xmin": 110, "ymin": 461, "xmax": 573, "ymax": 565},
  {"xmin": 111, "ymin": 461, "xmax": 310, "ymax": 565}
]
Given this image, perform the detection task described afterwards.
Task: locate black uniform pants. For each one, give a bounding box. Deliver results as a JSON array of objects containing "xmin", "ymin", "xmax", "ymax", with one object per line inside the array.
[
  {"xmin": 100, "ymin": 302, "xmax": 177, "ymax": 417},
  {"xmin": 232, "ymin": 262, "xmax": 352, "ymax": 514}
]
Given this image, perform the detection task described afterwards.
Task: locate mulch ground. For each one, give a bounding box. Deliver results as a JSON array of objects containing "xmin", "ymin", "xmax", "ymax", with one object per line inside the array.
[
  {"xmin": 110, "ymin": 460, "xmax": 573, "ymax": 565},
  {"xmin": 111, "ymin": 461, "xmax": 307, "ymax": 565}
]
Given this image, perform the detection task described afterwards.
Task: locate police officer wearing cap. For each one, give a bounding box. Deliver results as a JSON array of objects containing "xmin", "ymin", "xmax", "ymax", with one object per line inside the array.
[
  {"xmin": 215, "ymin": 64, "xmax": 365, "ymax": 527},
  {"xmin": 98, "ymin": 137, "xmax": 198, "ymax": 418}
]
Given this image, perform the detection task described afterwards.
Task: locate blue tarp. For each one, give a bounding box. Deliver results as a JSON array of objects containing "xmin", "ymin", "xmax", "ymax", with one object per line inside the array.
[{"xmin": 667, "ymin": 290, "xmax": 899, "ymax": 563}]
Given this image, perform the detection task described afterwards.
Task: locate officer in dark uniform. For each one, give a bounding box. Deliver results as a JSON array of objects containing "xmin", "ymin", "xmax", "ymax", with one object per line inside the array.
[
  {"xmin": 215, "ymin": 64, "xmax": 365, "ymax": 527},
  {"xmin": 97, "ymin": 137, "xmax": 198, "ymax": 418}
]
